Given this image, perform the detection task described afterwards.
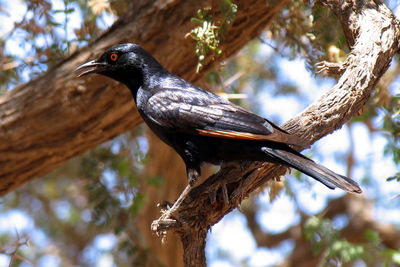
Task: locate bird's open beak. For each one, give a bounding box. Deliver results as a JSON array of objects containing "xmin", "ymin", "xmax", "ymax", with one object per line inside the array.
[{"xmin": 76, "ymin": 60, "xmax": 107, "ymax": 77}]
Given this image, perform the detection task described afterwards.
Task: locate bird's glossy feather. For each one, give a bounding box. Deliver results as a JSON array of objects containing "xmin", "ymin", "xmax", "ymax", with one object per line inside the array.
[
  {"xmin": 76, "ymin": 43, "xmax": 362, "ymax": 193},
  {"xmin": 144, "ymin": 88, "xmax": 302, "ymax": 145}
]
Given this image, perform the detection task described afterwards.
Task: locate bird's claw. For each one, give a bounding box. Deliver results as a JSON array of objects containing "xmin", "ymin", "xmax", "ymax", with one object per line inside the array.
[
  {"xmin": 221, "ymin": 182, "xmax": 229, "ymax": 205},
  {"xmin": 188, "ymin": 168, "xmax": 200, "ymax": 186},
  {"xmin": 157, "ymin": 200, "xmax": 173, "ymax": 211},
  {"xmin": 208, "ymin": 182, "xmax": 230, "ymax": 206}
]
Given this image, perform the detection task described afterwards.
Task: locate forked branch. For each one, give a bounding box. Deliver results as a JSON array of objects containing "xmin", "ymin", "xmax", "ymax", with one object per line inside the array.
[{"xmin": 151, "ymin": 1, "xmax": 400, "ymax": 266}]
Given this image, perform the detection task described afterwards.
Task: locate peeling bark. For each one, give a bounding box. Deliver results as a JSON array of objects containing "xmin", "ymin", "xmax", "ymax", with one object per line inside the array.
[
  {"xmin": 0, "ymin": 0, "xmax": 289, "ymax": 195},
  {"xmin": 1, "ymin": 0, "xmax": 399, "ymax": 266},
  {"xmin": 151, "ymin": 1, "xmax": 400, "ymax": 266},
  {"xmin": 0, "ymin": 1, "xmax": 290, "ymax": 266}
]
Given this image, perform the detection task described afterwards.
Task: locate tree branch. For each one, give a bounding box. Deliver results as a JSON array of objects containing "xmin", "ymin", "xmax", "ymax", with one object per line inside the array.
[
  {"xmin": 0, "ymin": 0, "xmax": 289, "ymax": 195},
  {"xmin": 151, "ymin": 0, "xmax": 400, "ymax": 266}
]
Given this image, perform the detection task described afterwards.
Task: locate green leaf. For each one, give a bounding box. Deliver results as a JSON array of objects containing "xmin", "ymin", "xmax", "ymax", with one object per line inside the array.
[
  {"xmin": 53, "ymin": 8, "xmax": 75, "ymax": 14},
  {"xmin": 191, "ymin": 18, "xmax": 204, "ymax": 24},
  {"xmin": 64, "ymin": 8, "xmax": 75, "ymax": 14},
  {"xmin": 387, "ymin": 172, "xmax": 400, "ymax": 182},
  {"xmin": 117, "ymin": 159, "xmax": 131, "ymax": 177},
  {"xmin": 147, "ymin": 176, "xmax": 164, "ymax": 187},
  {"xmin": 131, "ymin": 193, "xmax": 146, "ymax": 216},
  {"xmin": 48, "ymin": 21, "xmax": 62, "ymax": 27},
  {"xmin": 364, "ymin": 229, "xmax": 381, "ymax": 246}
]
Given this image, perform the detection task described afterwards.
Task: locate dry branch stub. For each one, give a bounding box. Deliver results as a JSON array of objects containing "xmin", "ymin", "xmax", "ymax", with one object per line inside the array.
[{"xmin": 151, "ymin": 1, "xmax": 400, "ymax": 266}]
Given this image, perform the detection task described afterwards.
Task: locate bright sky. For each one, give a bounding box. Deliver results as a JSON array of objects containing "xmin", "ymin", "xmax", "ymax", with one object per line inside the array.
[
  {"xmin": 0, "ymin": 1, "xmax": 399, "ymax": 267},
  {"xmin": 205, "ymin": 46, "xmax": 399, "ymax": 266}
]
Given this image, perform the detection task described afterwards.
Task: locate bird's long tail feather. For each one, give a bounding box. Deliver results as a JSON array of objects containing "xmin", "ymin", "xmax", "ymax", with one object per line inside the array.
[{"xmin": 261, "ymin": 147, "xmax": 362, "ymax": 193}]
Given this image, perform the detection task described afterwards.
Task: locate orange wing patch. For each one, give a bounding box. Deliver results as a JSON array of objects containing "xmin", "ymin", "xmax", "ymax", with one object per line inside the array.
[{"xmin": 197, "ymin": 129, "xmax": 304, "ymax": 146}]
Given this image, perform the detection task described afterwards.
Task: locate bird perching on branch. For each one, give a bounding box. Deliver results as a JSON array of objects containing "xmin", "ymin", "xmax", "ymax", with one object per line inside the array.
[{"xmin": 77, "ymin": 43, "xmax": 361, "ymax": 194}]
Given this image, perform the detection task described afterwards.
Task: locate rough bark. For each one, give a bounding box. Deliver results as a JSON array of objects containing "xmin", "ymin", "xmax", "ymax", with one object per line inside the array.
[
  {"xmin": 180, "ymin": 228, "xmax": 208, "ymax": 267},
  {"xmin": 0, "ymin": 1, "xmax": 290, "ymax": 266},
  {"xmin": 151, "ymin": 0, "xmax": 400, "ymax": 266},
  {"xmin": 1, "ymin": 0, "xmax": 399, "ymax": 266},
  {"xmin": 0, "ymin": 0, "xmax": 289, "ymax": 195}
]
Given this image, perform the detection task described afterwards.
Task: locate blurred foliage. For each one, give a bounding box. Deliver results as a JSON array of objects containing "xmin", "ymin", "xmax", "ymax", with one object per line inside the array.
[
  {"xmin": 383, "ymin": 93, "xmax": 400, "ymax": 164},
  {"xmin": 0, "ymin": 0, "xmax": 399, "ymax": 266},
  {"xmin": 0, "ymin": 0, "xmax": 115, "ymax": 90},
  {"xmin": 0, "ymin": 131, "xmax": 164, "ymax": 266},
  {"xmin": 304, "ymin": 217, "xmax": 400, "ymax": 266}
]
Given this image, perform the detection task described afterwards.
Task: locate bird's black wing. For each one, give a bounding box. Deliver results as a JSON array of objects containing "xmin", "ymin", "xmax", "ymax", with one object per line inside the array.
[{"xmin": 145, "ymin": 87, "xmax": 303, "ymax": 145}]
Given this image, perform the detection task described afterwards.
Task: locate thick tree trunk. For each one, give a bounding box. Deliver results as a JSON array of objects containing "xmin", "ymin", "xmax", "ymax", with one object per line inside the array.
[
  {"xmin": 0, "ymin": 1, "xmax": 289, "ymax": 267},
  {"xmin": 138, "ymin": 135, "xmax": 187, "ymax": 267},
  {"xmin": 0, "ymin": 0, "xmax": 289, "ymax": 195},
  {"xmin": 2, "ymin": 0, "xmax": 398, "ymax": 266}
]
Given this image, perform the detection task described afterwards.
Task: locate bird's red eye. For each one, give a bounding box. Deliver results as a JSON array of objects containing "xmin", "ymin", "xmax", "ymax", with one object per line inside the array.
[{"xmin": 109, "ymin": 53, "xmax": 119, "ymax": 62}]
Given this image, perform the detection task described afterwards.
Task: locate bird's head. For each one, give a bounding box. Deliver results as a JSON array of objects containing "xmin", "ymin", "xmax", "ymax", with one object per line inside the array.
[{"xmin": 76, "ymin": 43, "xmax": 163, "ymax": 91}]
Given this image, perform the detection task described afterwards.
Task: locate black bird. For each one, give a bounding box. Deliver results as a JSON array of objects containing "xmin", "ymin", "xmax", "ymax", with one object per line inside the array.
[{"xmin": 76, "ymin": 43, "xmax": 361, "ymax": 193}]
